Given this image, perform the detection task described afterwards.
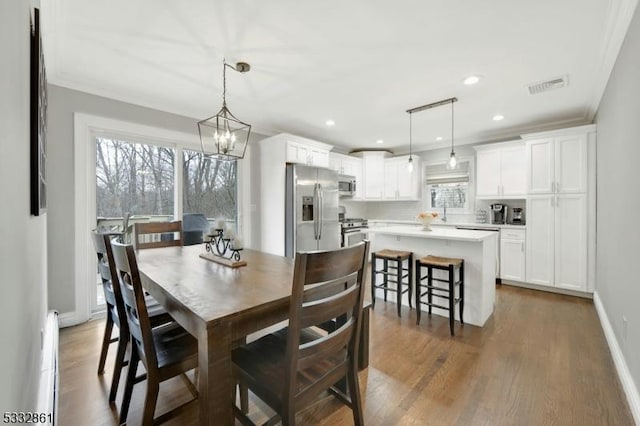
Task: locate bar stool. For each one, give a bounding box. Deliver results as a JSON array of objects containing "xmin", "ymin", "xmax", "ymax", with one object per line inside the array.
[
  {"xmin": 371, "ymin": 249, "xmax": 413, "ymax": 317},
  {"xmin": 415, "ymin": 255, "xmax": 464, "ymax": 336}
]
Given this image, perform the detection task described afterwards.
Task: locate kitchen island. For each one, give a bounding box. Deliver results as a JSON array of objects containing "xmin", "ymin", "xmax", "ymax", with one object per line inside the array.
[{"xmin": 367, "ymin": 226, "xmax": 498, "ymax": 327}]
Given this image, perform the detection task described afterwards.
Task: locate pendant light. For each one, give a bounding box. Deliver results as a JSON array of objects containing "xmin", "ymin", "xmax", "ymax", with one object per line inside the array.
[
  {"xmin": 197, "ymin": 59, "xmax": 252, "ymax": 160},
  {"xmin": 407, "ymin": 111, "xmax": 414, "ymax": 173},
  {"xmin": 447, "ymin": 99, "xmax": 458, "ymax": 170}
]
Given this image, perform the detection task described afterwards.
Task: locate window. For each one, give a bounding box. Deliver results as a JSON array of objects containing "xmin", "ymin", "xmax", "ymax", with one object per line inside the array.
[
  {"xmin": 96, "ymin": 137, "xmax": 175, "ymax": 218},
  {"xmin": 93, "ymin": 138, "xmax": 240, "ymax": 310},
  {"xmin": 424, "ymin": 160, "xmax": 471, "ymax": 212},
  {"xmin": 182, "ymin": 150, "xmax": 238, "ymax": 230}
]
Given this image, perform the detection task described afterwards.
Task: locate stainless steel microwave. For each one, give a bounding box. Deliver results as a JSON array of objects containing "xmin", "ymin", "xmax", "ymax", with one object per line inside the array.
[{"xmin": 338, "ymin": 174, "xmax": 356, "ymax": 197}]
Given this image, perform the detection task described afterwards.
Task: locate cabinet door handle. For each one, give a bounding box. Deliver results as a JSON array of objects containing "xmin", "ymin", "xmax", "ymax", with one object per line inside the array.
[
  {"xmin": 521, "ymin": 242, "xmax": 524, "ymax": 252},
  {"xmin": 556, "ymin": 181, "xmax": 560, "ymax": 192}
]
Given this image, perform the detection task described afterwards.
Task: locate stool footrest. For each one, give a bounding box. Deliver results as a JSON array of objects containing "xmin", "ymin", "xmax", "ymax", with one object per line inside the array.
[
  {"xmin": 419, "ymin": 302, "xmax": 451, "ymax": 311},
  {"xmin": 419, "ymin": 291, "xmax": 451, "ymax": 300},
  {"xmin": 372, "ymin": 285, "xmax": 410, "ymax": 294},
  {"xmin": 374, "ymin": 270, "xmax": 410, "ymax": 278}
]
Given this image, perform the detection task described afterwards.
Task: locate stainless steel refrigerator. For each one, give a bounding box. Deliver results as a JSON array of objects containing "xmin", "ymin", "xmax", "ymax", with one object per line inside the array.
[{"xmin": 285, "ymin": 163, "xmax": 340, "ymax": 257}]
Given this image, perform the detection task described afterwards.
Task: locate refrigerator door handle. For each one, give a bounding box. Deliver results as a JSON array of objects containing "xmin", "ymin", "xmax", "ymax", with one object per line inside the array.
[
  {"xmin": 313, "ymin": 183, "xmax": 320, "ymax": 240},
  {"xmin": 318, "ymin": 184, "xmax": 324, "ymax": 239}
]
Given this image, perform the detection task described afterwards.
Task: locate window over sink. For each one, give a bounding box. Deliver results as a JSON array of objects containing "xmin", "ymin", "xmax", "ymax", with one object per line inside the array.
[{"xmin": 424, "ymin": 159, "xmax": 472, "ymax": 213}]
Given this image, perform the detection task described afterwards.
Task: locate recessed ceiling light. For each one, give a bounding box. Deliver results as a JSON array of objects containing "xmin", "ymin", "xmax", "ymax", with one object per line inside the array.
[
  {"xmin": 325, "ymin": 119, "xmax": 335, "ymax": 126},
  {"xmin": 435, "ymin": 136, "xmax": 443, "ymax": 141},
  {"xmin": 493, "ymin": 114, "xmax": 505, "ymax": 121},
  {"xmin": 463, "ymin": 75, "xmax": 480, "ymax": 85},
  {"xmin": 376, "ymin": 139, "xmax": 384, "ymax": 144}
]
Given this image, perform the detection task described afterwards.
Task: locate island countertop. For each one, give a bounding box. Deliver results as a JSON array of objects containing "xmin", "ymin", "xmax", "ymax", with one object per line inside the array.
[{"xmin": 366, "ymin": 225, "xmax": 498, "ymax": 242}]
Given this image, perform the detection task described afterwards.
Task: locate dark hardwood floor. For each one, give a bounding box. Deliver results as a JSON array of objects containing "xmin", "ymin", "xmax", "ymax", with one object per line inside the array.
[{"xmin": 58, "ymin": 285, "xmax": 635, "ymax": 425}]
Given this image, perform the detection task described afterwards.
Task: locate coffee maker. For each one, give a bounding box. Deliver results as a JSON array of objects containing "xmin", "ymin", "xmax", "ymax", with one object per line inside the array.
[
  {"xmin": 490, "ymin": 204, "xmax": 508, "ymax": 224},
  {"xmin": 511, "ymin": 208, "xmax": 524, "ymax": 225}
]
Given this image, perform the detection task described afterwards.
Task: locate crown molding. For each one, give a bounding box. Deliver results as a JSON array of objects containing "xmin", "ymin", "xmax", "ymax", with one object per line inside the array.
[{"xmin": 586, "ymin": 0, "xmax": 640, "ymax": 121}]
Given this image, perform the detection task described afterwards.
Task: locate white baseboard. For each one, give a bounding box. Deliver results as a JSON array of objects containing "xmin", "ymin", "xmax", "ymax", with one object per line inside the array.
[
  {"xmin": 594, "ymin": 292, "xmax": 640, "ymax": 425},
  {"xmin": 501, "ymin": 280, "xmax": 593, "ymax": 299},
  {"xmin": 58, "ymin": 311, "xmax": 79, "ymax": 328}
]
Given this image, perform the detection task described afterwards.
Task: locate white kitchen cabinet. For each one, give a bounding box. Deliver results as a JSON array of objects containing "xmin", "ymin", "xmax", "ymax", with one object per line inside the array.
[
  {"xmin": 362, "ymin": 152, "xmax": 386, "ymax": 200},
  {"xmin": 526, "ymin": 193, "xmax": 587, "ymax": 291},
  {"xmin": 525, "ymin": 195, "xmax": 554, "ymax": 286},
  {"xmin": 475, "ymin": 142, "xmax": 526, "ymax": 198},
  {"xmin": 329, "ymin": 152, "xmax": 361, "ymax": 176},
  {"xmin": 500, "ymin": 229, "xmax": 526, "ymax": 282},
  {"xmin": 526, "ymin": 134, "xmax": 586, "ymax": 194},
  {"xmin": 554, "ymin": 193, "xmax": 587, "ymax": 290},
  {"xmin": 286, "ymin": 140, "xmax": 330, "ymax": 168}
]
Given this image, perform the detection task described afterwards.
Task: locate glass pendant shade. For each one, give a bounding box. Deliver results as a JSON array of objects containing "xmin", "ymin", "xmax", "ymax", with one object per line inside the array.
[
  {"xmin": 407, "ymin": 156, "xmax": 414, "ymax": 173},
  {"xmin": 447, "ymin": 151, "xmax": 458, "ymax": 169},
  {"xmin": 198, "ymin": 105, "xmax": 251, "ymax": 160}
]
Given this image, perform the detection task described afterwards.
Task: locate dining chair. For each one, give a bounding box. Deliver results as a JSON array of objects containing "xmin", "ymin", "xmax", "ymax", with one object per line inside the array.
[
  {"xmin": 90, "ymin": 231, "xmax": 172, "ymax": 404},
  {"xmin": 133, "ymin": 221, "xmax": 183, "ymax": 250},
  {"xmin": 231, "ymin": 240, "xmax": 370, "ymax": 426},
  {"xmin": 109, "ymin": 239, "xmax": 198, "ymax": 425}
]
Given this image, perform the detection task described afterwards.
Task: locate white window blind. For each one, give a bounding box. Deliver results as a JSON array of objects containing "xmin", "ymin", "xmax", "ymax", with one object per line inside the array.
[{"xmin": 425, "ymin": 161, "xmax": 470, "ymax": 185}]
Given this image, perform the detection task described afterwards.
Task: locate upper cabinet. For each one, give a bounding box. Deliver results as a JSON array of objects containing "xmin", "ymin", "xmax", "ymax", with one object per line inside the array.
[
  {"xmin": 362, "ymin": 152, "xmax": 386, "ymax": 200},
  {"xmin": 475, "ymin": 141, "xmax": 526, "ymax": 198},
  {"xmin": 384, "ymin": 155, "xmax": 421, "ymax": 200},
  {"xmin": 525, "ymin": 133, "xmax": 587, "ymax": 194},
  {"xmin": 286, "ymin": 139, "xmax": 331, "ymax": 168},
  {"xmin": 357, "ymin": 152, "xmax": 421, "ymax": 201}
]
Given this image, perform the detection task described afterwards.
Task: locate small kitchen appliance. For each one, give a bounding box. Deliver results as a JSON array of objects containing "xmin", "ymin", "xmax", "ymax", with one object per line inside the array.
[
  {"xmin": 490, "ymin": 204, "xmax": 508, "ymax": 225},
  {"xmin": 510, "ymin": 208, "xmax": 524, "ymax": 225}
]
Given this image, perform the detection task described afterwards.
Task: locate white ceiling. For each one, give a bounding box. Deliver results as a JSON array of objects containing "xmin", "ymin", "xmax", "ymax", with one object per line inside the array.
[{"xmin": 42, "ymin": 0, "xmax": 632, "ymax": 153}]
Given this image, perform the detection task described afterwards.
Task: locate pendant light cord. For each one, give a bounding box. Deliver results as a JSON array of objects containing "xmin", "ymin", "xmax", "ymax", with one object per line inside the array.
[
  {"xmin": 451, "ymin": 100, "xmax": 454, "ymax": 153},
  {"xmin": 409, "ymin": 112, "xmax": 413, "ymax": 159}
]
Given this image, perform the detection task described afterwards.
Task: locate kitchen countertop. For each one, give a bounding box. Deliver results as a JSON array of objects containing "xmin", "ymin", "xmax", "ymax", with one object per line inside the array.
[
  {"xmin": 367, "ymin": 219, "xmax": 526, "ymax": 230},
  {"xmin": 366, "ymin": 225, "xmax": 499, "ymax": 242}
]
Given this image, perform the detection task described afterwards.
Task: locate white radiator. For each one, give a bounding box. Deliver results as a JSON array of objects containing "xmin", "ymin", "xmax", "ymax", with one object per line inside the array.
[{"xmin": 36, "ymin": 310, "xmax": 59, "ymax": 426}]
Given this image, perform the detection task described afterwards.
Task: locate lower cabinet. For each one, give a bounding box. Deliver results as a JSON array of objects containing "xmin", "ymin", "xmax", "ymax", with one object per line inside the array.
[
  {"xmin": 526, "ymin": 194, "xmax": 587, "ymax": 291},
  {"xmin": 500, "ymin": 229, "xmax": 526, "ymax": 281}
]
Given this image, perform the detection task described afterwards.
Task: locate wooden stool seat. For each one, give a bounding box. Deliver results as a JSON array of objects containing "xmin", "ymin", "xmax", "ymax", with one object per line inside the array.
[
  {"xmin": 374, "ymin": 249, "xmax": 412, "ymax": 260},
  {"xmin": 418, "ymin": 255, "xmax": 463, "ymax": 268},
  {"xmin": 371, "ymin": 249, "xmax": 414, "ymax": 317}
]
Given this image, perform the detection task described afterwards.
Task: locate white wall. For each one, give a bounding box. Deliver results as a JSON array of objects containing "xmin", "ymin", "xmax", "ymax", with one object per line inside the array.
[
  {"xmin": 0, "ymin": 0, "xmax": 48, "ymax": 412},
  {"xmin": 594, "ymin": 0, "xmax": 640, "ymax": 406}
]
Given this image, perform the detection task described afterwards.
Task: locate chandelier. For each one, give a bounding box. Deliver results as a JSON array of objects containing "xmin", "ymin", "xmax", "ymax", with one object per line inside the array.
[{"xmin": 198, "ymin": 60, "xmax": 252, "ymax": 160}]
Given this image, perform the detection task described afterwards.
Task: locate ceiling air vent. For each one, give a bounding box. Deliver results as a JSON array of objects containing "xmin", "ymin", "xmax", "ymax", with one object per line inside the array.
[{"xmin": 527, "ymin": 75, "xmax": 568, "ymax": 95}]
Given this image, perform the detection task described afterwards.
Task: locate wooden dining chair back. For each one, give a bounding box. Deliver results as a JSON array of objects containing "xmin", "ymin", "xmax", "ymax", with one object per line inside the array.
[
  {"xmin": 134, "ymin": 221, "xmax": 183, "ymax": 250},
  {"xmin": 110, "ymin": 240, "xmax": 198, "ymax": 425},
  {"xmin": 90, "ymin": 231, "xmax": 129, "ymax": 402},
  {"xmin": 232, "ymin": 241, "xmax": 370, "ymax": 425}
]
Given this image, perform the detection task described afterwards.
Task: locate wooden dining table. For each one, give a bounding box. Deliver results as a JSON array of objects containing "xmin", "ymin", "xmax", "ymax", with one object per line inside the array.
[
  {"xmin": 136, "ymin": 244, "xmax": 371, "ymax": 425},
  {"xmin": 136, "ymin": 245, "xmax": 295, "ymax": 424}
]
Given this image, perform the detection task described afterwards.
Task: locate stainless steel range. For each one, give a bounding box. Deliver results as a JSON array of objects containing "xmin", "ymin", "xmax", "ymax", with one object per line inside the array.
[{"xmin": 340, "ymin": 218, "xmax": 368, "ymax": 247}]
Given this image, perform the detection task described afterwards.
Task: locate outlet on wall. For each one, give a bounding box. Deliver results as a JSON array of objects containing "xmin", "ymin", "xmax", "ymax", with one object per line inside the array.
[{"xmin": 622, "ymin": 316, "xmax": 628, "ymax": 341}]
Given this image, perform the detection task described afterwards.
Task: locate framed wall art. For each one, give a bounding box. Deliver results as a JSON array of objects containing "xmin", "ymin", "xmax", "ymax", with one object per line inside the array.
[{"xmin": 31, "ymin": 7, "xmax": 47, "ymax": 216}]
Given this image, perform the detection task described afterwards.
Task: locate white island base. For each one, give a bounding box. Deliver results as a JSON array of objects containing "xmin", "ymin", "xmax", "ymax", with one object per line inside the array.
[{"xmin": 368, "ymin": 226, "xmax": 498, "ymax": 327}]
